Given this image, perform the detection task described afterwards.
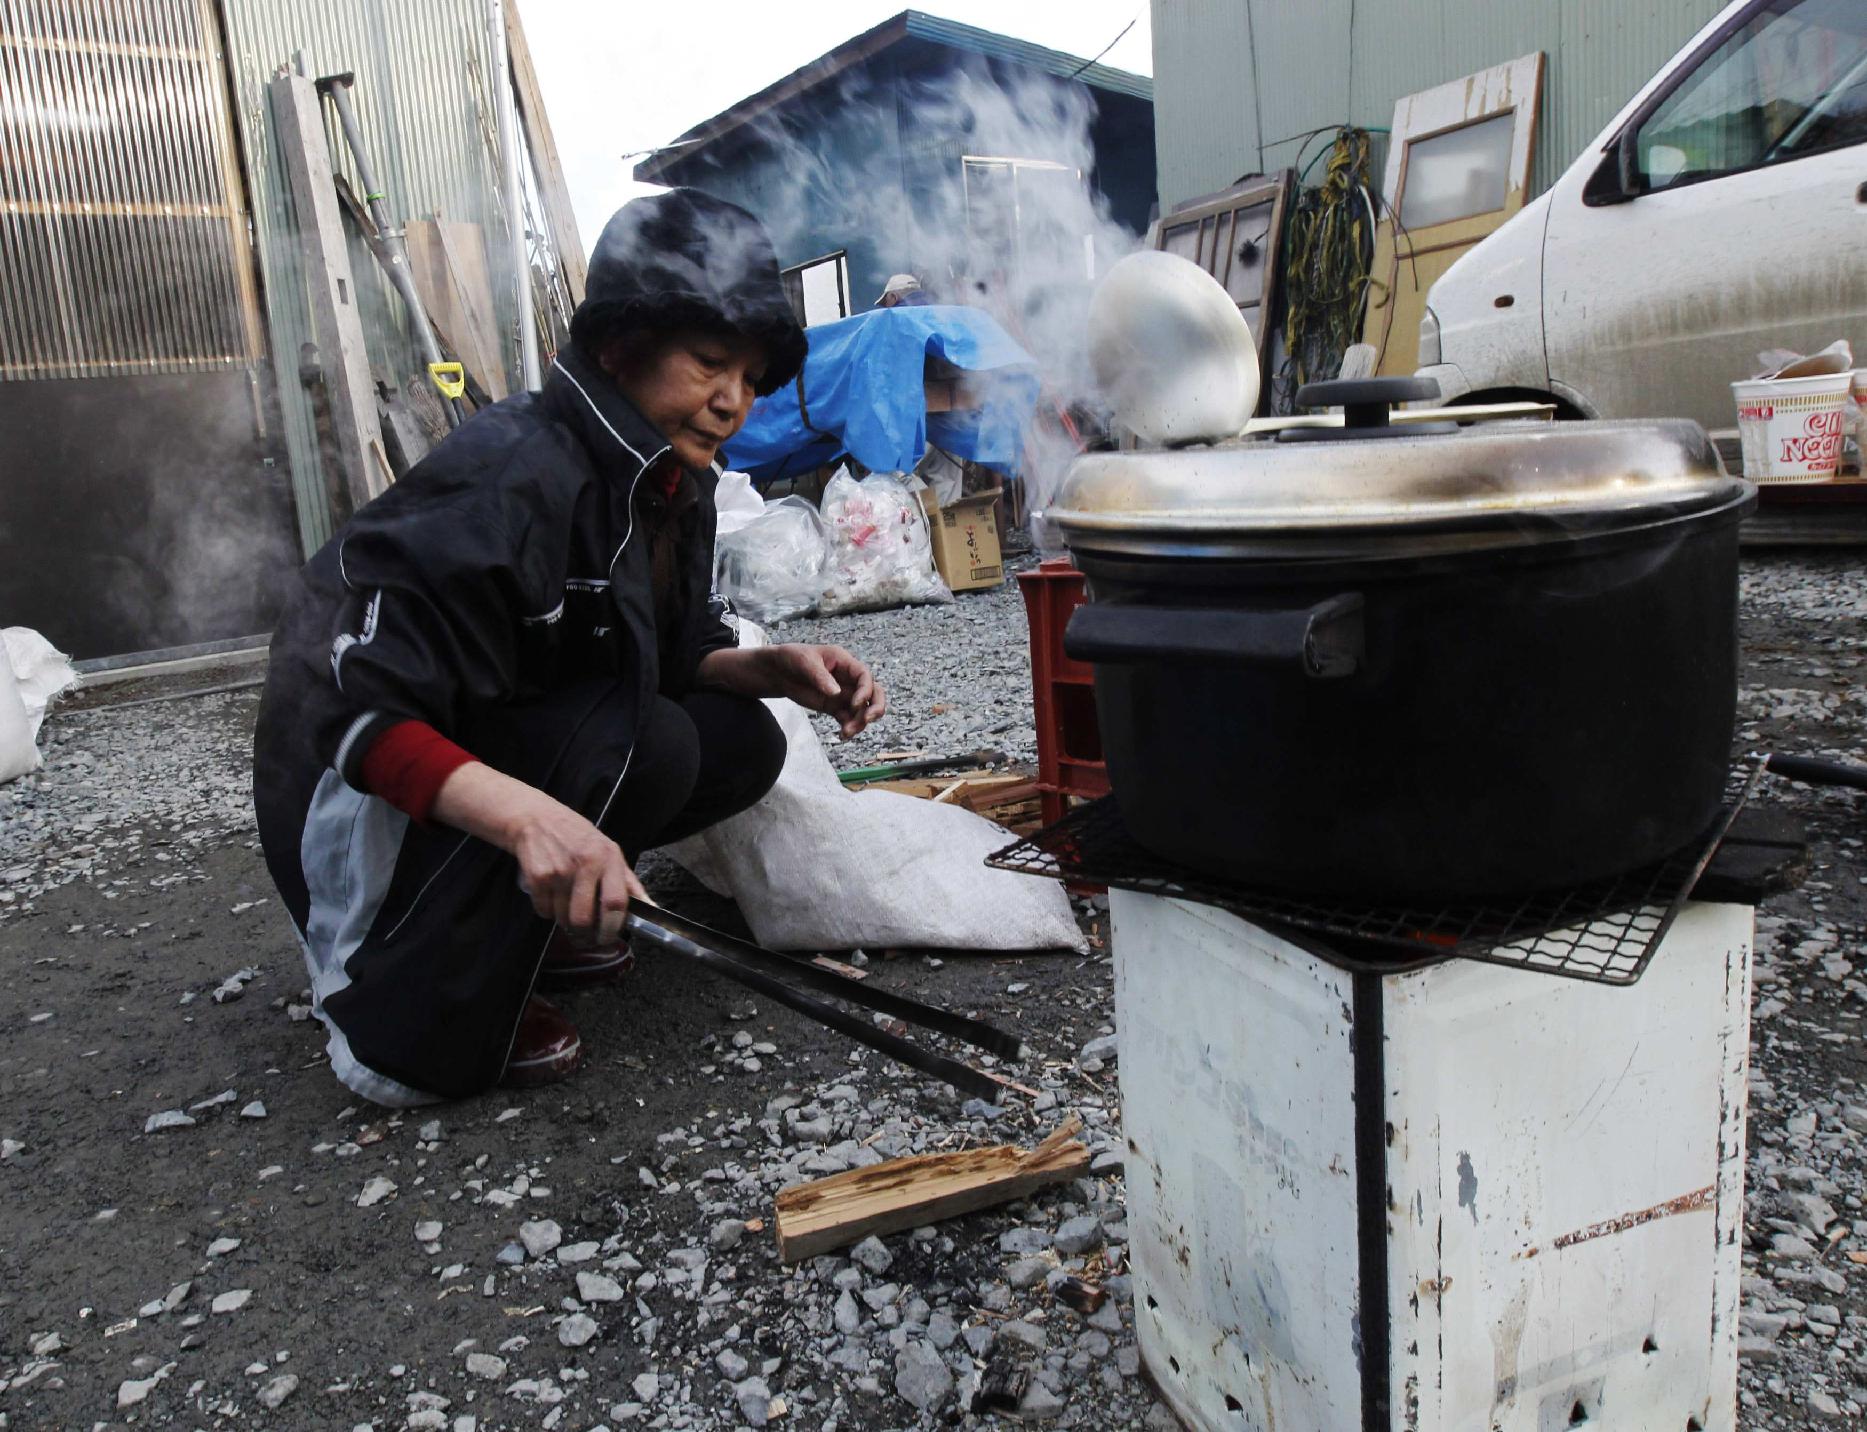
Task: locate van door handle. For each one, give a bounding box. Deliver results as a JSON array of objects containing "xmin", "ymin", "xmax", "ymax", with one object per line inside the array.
[{"xmin": 1857, "ymin": 180, "xmax": 1867, "ymax": 204}]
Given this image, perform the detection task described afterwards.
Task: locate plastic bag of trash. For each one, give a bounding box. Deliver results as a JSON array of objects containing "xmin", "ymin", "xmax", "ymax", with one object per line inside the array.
[
  {"xmin": 816, "ymin": 470, "xmax": 953, "ymax": 616},
  {"xmin": 713, "ymin": 470, "xmax": 765, "ymax": 539},
  {"xmin": 664, "ymin": 621, "xmax": 1086, "ymax": 955},
  {"xmin": 713, "ymin": 496, "xmax": 831, "ymax": 625},
  {"xmin": 0, "ymin": 627, "xmax": 78, "ymax": 784},
  {"xmin": 915, "ymin": 445, "xmax": 966, "ymax": 507}
]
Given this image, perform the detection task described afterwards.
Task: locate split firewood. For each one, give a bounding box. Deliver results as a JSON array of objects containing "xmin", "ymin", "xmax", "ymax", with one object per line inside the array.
[{"xmin": 773, "ymin": 1116, "xmax": 1087, "ymax": 1262}]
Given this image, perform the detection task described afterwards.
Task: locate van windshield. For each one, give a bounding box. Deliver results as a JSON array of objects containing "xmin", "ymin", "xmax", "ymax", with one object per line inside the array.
[{"xmin": 1636, "ymin": 0, "xmax": 1867, "ymax": 188}]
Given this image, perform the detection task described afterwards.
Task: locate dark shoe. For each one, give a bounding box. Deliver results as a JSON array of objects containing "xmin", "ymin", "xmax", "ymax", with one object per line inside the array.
[
  {"xmin": 538, "ymin": 931, "xmax": 636, "ymax": 991},
  {"xmin": 501, "ymin": 995, "xmax": 583, "ymax": 1088}
]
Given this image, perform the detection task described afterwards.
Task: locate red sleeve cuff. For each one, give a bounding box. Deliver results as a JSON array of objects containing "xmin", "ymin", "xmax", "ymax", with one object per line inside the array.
[{"xmin": 357, "ymin": 720, "xmax": 478, "ymax": 825}]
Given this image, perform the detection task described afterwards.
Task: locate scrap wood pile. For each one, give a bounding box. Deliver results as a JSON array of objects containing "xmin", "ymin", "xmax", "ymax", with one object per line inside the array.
[
  {"xmin": 853, "ymin": 771, "xmax": 1044, "ymax": 835},
  {"xmin": 841, "ymin": 748, "xmax": 1044, "ymax": 835}
]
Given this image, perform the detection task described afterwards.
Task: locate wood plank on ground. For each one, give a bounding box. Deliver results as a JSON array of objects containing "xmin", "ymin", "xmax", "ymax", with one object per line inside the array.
[{"xmin": 774, "ymin": 1116, "xmax": 1087, "ymax": 1262}]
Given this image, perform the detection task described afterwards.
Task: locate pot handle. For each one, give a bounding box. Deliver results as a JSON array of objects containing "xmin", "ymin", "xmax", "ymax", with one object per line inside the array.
[{"xmin": 1063, "ymin": 594, "xmax": 1364, "ymax": 679}]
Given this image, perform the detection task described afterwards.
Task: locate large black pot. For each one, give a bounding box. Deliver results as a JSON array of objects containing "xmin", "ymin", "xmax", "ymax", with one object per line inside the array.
[{"xmin": 1051, "ymin": 385, "xmax": 1756, "ymax": 900}]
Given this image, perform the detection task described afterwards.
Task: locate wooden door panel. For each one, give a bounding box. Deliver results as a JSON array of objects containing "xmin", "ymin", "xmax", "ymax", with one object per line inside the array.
[{"xmin": 1364, "ymin": 53, "xmax": 1546, "ymax": 377}]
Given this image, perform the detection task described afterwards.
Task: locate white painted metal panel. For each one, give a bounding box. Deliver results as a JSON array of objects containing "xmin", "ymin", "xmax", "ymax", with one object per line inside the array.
[
  {"xmin": 1382, "ymin": 901, "xmax": 1751, "ymax": 1430},
  {"xmin": 1112, "ymin": 890, "xmax": 1364, "ymax": 1431}
]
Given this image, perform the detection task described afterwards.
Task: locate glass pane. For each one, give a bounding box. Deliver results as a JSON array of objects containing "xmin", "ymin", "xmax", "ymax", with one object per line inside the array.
[
  {"xmin": 1221, "ymin": 201, "xmax": 1274, "ymax": 306},
  {"xmin": 963, "ymin": 160, "xmax": 1016, "ymax": 272},
  {"xmin": 1160, "ymin": 221, "xmax": 1201, "ymax": 261},
  {"xmin": 1637, "ymin": 0, "xmax": 1867, "ymax": 188},
  {"xmin": 1398, "ymin": 114, "xmax": 1515, "ymax": 228},
  {"xmin": 800, "ymin": 258, "xmax": 847, "ymax": 326},
  {"xmin": 1196, "ymin": 215, "xmax": 1216, "ymax": 266},
  {"xmin": 1012, "ymin": 164, "xmax": 1084, "ymax": 283}
]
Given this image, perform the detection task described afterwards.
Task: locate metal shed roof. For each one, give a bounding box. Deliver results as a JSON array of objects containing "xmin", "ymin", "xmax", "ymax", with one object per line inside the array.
[{"xmin": 635, "ymin": 9, "xmax": 1152, "ymax": 183}]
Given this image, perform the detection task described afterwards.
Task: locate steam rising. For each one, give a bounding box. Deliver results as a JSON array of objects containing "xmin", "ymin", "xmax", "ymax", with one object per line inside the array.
[{"xmin": 675, "ymin": 63, "xmax": 1145, "ymax": 518}]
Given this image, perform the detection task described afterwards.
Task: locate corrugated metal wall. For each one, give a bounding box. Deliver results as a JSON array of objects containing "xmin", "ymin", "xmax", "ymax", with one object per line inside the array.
[
  {"xmin": 0, "ymin": 0, "xmax": 265, "ymax": 379},
  {"xmin": 217, "ymin": 0, "xmax": 517, "ymax": 553},
  {"xmin": 1151, "ymin": 0, "xmax": 1729, "ymax": 212}
]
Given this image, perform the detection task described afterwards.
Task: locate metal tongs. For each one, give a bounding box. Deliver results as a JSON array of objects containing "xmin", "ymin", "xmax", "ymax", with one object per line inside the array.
[{"xmin": 623, "ymin": 903, "xmax": 1025, "ymax": 1103}]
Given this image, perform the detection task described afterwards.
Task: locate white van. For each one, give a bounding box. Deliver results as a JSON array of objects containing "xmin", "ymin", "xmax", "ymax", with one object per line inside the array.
[{"xmin": 1415, "ymin": 0, "xmax": 1867, "ymax": 432}]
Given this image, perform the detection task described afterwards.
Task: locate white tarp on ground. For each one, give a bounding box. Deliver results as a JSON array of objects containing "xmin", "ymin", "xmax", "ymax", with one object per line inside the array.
[
  {"xmin": 0, "ymin": 628, "xmax": 78, "ymax": 783},
  {"xmin": 666, "ymin": 623, "xmax": 1086, "ymax": 956}
]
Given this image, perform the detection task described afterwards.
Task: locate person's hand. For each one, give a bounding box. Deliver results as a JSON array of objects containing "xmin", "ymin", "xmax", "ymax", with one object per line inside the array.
[
  {"xmin": 760, "ymin": 643, "xmax": 887, "ymax": 738},
  {"xmin": 506, "ymin": 792, "xmax": 647, "ymax": 946},
  {"xmin": 431, "ymin": 765, "xmax": 646, "ymax": 945}
]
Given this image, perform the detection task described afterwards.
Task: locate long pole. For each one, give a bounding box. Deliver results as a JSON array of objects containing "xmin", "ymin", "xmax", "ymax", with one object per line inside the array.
[
  {"xmin": 489, "ymin": 0, "xmax": 541, "ymax": 390},
  {"xmin": 317, "ymin": 74, "xmax": 465, "ymax": 428}
]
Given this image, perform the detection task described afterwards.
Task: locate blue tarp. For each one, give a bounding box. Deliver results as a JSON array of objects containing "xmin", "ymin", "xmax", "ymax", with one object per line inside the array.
[{"xmin": 722, "ymin": 306, "xmax": 1042, "ymax": 485}]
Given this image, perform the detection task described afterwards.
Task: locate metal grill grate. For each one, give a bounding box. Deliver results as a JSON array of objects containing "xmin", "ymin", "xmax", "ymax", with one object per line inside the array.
[{"xmin": 988, "ymin": 762, "xmax": 1765, "ymax": 986}]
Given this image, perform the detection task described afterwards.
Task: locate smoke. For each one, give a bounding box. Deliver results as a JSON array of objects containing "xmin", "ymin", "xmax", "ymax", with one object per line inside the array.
[
  {"xmin": 122, "ymin": 383, "xmax": 300, "ymax": 655},
  {"xmin": 677, "ymin": 61, "xmax": 1145, "ymax": 519}
]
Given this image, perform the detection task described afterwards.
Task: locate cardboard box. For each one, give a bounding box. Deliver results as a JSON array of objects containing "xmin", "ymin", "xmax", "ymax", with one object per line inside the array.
[{"xmin": 924, "ymin": 488, "xmax": 1004, "ymax": 592}]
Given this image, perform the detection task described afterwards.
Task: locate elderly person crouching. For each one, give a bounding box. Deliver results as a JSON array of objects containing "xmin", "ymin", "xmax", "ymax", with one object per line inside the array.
[{"xmin": 253, "ymin": 191, "xmax": 884, "ymax": 1105}]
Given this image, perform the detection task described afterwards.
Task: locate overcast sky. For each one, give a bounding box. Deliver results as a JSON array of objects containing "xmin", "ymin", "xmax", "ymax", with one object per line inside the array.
[{"xmin": 515, "ymin": 1, "xmax": 1153, "ymax": 251}]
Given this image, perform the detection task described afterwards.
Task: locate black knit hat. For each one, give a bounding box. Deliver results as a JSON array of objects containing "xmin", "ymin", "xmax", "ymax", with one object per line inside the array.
[{"xmin": 570, "ymin": 189, "xmax": 807, "ymax": 398}]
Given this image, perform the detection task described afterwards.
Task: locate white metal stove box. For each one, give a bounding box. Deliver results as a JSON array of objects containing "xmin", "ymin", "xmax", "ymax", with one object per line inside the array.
[{"xmin": 1112, "ymin": 889, "xmax": 1752, "ymax": 1432}]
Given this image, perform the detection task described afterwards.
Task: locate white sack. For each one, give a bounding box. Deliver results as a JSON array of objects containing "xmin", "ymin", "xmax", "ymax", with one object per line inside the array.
[
  {"xmin": 0, "ymin": 654, "xmax": 35, "ymax": 783},
  {"xmin": 0, "ymin": 627, "xmax": 77, "ymax": 784},
  {"xmin": 666, "ymin": 625, "xmax": 1086, "ymax": 955}
]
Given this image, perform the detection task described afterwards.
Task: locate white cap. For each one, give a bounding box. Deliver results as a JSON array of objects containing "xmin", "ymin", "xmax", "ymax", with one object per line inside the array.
[{"xmin": 875, "ymin": 273, "xmax": 921, "ymax": 304}]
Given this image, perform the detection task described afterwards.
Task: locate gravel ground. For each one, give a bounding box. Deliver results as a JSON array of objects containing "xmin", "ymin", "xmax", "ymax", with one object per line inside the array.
[
  {"xmin": 777, "ymin": 573, "xmax": 1041, "ymax": 769},
  {"xmin": 1730, "ymin": 555, "xmax": 1867, "ymax": 1428},
  {"xmin": 0, "ymin": 550, "xmax": 1861, "ymax": 1431}
]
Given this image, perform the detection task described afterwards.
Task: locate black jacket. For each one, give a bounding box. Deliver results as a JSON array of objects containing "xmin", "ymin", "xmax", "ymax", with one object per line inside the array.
[{"xmin": 254, "ymin": 347, "xmax": 732, "ymax": 935}]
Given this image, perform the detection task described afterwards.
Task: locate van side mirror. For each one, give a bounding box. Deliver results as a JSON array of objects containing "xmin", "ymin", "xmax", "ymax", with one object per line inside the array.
[{"xmin": 1583, "ymin": 131, "xmax": 1641, "ymax": 207}]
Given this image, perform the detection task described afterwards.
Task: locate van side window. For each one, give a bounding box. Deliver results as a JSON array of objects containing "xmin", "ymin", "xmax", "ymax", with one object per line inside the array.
[{"xmin": 1635, "ymin": 0, "xmax": 1867, "ymax": 190}]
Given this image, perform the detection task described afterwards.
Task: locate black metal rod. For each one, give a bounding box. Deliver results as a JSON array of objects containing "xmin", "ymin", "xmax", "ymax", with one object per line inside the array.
[
  {"xmin": 625, "ymin": 912, "xmax": 1004, "ymax": 1103},
  {"xmin": 1765, "ymin": 752, "xmax": 1867, "ymax": 793},
  {"xmin": 636, "ymin": 904, "xmax": 1025, "ymax": 1060}
]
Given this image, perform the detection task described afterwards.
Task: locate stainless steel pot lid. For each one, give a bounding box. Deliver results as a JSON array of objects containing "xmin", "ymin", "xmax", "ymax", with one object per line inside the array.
[{"xmin": 1050, "ymin": 382, "xmax": 1751, "ymax": 558}]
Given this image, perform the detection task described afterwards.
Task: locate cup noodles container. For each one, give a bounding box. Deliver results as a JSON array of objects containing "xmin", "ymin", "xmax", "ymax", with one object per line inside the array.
[
  {"xmin": 1853, "ymin": 369, "xmax": 1867, "ymax": 450},
  {"xmin": 1732, "ymin": 372, "xmax": 1854, "ymax": 483}
]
